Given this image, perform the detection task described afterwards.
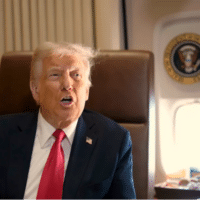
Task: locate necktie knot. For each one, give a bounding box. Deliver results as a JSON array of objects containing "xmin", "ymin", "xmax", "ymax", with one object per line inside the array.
[{"xmin": 53, "ymin": 129, "xmax": 66, "ymax": 142}]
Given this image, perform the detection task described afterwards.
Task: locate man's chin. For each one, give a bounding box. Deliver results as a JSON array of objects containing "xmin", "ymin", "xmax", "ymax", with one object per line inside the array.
[{"xmin": 55, "ymin": 110, "xmax": 79, "ymax": 122}]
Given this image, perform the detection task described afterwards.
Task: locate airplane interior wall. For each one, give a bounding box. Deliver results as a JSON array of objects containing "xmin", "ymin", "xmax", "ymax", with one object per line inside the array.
[
  {"xmin": 1, "ymin": 0, "xmax": 200, "ymax": 197},
  {"xmin": 125, "ymin": 0, "xmax": 200, "ymax": 185}
]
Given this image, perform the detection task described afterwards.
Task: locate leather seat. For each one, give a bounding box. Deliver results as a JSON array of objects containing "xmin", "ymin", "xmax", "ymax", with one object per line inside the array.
[{"xmin": 0, "ymin": 50, "xmax": 155, "ymax": 199}]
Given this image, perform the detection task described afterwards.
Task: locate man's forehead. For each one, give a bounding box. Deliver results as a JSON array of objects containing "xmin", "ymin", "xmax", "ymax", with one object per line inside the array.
[
  {"xmin": 47, "ymin": 65, "xmax": 79, "ymax": 72},
  {"xmin": 44, "ymin": 53, "xmax": 84, "ymax": 66}
]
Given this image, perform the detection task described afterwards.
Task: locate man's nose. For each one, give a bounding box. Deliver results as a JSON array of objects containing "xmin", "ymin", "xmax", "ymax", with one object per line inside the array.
[{"xmin": 61, "ymin": 75, "xmax": 73, "ymax": 91}]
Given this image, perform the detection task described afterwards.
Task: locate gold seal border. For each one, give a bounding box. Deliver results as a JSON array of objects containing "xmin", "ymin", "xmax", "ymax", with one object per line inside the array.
[{"xmin": 164, "ymin": 33, "xmax": 200, "ymax": 84}]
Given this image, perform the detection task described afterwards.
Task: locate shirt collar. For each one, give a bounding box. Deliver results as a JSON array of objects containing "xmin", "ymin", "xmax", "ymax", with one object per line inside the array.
[{"xmin": 37, "ymin": 110, "xmax": 78, "ymax": 148}]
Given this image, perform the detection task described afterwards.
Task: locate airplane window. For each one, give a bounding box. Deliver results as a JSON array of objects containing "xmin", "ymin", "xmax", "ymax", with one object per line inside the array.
[{"xmin": 173, "ymin": 103, "xmax": 200, "ymax": 179}]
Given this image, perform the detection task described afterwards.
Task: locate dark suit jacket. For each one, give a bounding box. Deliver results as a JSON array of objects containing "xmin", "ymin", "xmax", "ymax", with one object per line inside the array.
[{"xmin": 0, "ymin": 109, "xmax": 136, "ymax": 199}]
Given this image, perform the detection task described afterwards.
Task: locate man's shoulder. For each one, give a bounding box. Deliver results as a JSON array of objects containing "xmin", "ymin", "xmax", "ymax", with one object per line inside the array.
[
  {"xmin": 0, "ymin": 112, "xmax": 38, "ymax": 127},
  {"xmin": 82, "ymin": 110, "xmax": 132, "ymax": 160},
  {"xmin": 82, "ymin": 109, "xmax": 128, "ymax": 134},
  {"xmin": 0, "ymin": 111, "xmax": 37, "ymax": 120}
]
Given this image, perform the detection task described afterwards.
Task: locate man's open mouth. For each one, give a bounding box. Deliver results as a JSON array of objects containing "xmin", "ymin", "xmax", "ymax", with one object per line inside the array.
[{"xmin": 61, "ymin": 96, "xmax": 73, "ymax": 104}]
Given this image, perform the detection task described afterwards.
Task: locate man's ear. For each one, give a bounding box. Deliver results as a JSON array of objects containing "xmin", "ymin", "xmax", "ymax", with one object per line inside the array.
[
  {"xmin": 85, "ymin": 86, "xmax": 90, "ymax": 101},
  {"xmin": 30, "ymin": 81, "xmax": 40, "ymax": 104}
]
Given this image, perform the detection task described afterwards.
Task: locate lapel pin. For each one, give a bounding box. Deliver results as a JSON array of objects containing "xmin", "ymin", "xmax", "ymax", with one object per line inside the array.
[{"xmin": 86, "ymin": 136, "xmax": 92, "ymax": 145}]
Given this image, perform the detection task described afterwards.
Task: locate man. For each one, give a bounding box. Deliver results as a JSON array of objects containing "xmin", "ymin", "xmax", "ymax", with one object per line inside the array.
[{"xmin": 0, "ymin": 42, "xmax": 136, "ymax": 199}]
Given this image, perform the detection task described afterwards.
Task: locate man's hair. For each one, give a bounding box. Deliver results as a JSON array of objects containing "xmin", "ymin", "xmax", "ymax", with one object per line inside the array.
[{"xmin": 30, "ymin": 42, "xmax": 98, "ymax": 87}]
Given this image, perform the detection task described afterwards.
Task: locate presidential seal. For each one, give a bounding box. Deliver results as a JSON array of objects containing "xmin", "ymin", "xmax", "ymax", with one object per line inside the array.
[{"xmin": 164, "ymin": 33, "xmax": 200, "ymax": 84}]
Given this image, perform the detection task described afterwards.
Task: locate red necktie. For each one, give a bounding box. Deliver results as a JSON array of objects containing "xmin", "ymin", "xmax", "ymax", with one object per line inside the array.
[{"xmin": 37, "ymin": 129, "xmax": 66, "ymax": 199}]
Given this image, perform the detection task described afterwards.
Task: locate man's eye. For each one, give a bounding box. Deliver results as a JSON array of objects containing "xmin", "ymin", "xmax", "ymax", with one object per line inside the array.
[
  {"xmin": 48, "ymin": 73, "xmax": 61, "ymax": 80},
  {"xmin": 73, "ymin": 73, "xmax": 81, "ymax": 79},
  {"xmin": 50, "ymin": 73, "xmax": 60, "ymax": 77}
]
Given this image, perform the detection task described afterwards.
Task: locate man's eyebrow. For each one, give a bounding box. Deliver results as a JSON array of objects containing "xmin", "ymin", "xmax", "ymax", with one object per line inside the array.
[
  {"xmin": 69, "ymin": 66, "xmax": 79, "ymax": 70},
  {"xmin": 47, "ymin": 66, "xmax": 81, "ymax": 73},
  {"xmin": 48, "ymin": 66, "xmax": 62, "ymax": 71}
]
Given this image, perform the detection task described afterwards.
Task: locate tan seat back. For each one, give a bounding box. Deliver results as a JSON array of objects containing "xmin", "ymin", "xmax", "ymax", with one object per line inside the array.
[{"xmin": 0, "ymin": 50, "xmax": 155, "ymax": 199}]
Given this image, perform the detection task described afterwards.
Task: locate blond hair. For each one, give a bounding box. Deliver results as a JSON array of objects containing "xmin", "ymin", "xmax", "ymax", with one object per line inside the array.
[{"xmin": 30, "ymin": 42, "xmax": 98, "ymax": 87}]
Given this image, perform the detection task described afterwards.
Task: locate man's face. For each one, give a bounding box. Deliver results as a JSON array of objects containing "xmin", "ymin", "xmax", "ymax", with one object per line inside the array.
[{"xmin": 30, "ymin": 54, "xmax": 90, "ymax": 128}]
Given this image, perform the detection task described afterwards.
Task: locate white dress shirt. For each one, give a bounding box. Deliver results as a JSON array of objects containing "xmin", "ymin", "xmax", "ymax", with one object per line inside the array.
[{"xmin": 23, "ymin": 111, "xmax": 78, "ymax": 199}]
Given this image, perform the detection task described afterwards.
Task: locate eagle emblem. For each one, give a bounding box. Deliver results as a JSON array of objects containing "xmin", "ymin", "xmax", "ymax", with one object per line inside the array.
[
  {"xmin": 178, "ymin": 45, "xmax": 200, "ymax": 73},
  {"xmin": 164, "ymin": 33, "xmax": 200, "ymax": 84}
]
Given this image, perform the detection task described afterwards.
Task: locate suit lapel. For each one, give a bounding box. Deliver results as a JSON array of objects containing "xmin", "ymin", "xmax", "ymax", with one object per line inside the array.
[
  {"xmin": 7, "ymin": 112, "xmax": 38, "ymax": 199},
  {"xmin": 6, "ymin": 111, "xmax": 97, "ymax": 199},
  {"xmin": 62, "ymin": 113, "xmax": 98, "ymax": 199}
]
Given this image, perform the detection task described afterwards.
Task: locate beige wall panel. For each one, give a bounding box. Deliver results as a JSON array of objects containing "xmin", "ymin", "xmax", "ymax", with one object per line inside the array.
[
  {"xmin": 55, "ymin": 0, "xmax": 64, "ymax": 42},
  {"xmin": 13, "ymin": 0, "xmax": 22, "ymax": 51},
  {"xmin": 30, "ymin": 0, "xmax": 39, "ymax": 50},
  {"xmin": 64, "ymin": 0, "xmax": 74, "ymax": 42},
  {"xmin": 73, "ymin": 0, "xmax": 83, "ymax": 44},
  {"xmin": 82, "ymin": 0, "xmax": 94, "ymax": 47},
  {"xmin": 1, "ymin": 0, "xmax": 94, "ymax": 54},
  {"xmin": 21, "ymin": 0, "xmax": 31, "ymax": 50},
  {"xmin": 124, "ymin": 1, "xmax": 200, "ymax": 197},
  {"xmin": 94, "ymin": 0, "xmax": 121, "ymax": 49},
  {"xmin": 38, "ymin": 0, "xmax": 47, "ymax": 44},
  {"xmin": 4, "ymin": 0, "xmax": 13, "ymax": 51},
  {"xmin": 0, "ymin": 0, "xmax": 5, "ymax": 57},
  {"xmin": 126, "ymin": 0, "xmax": 200, "ymax": 51},
  {"xmin": 46, "ymin": 0, "xmax": 56, "ymax": 42}
]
